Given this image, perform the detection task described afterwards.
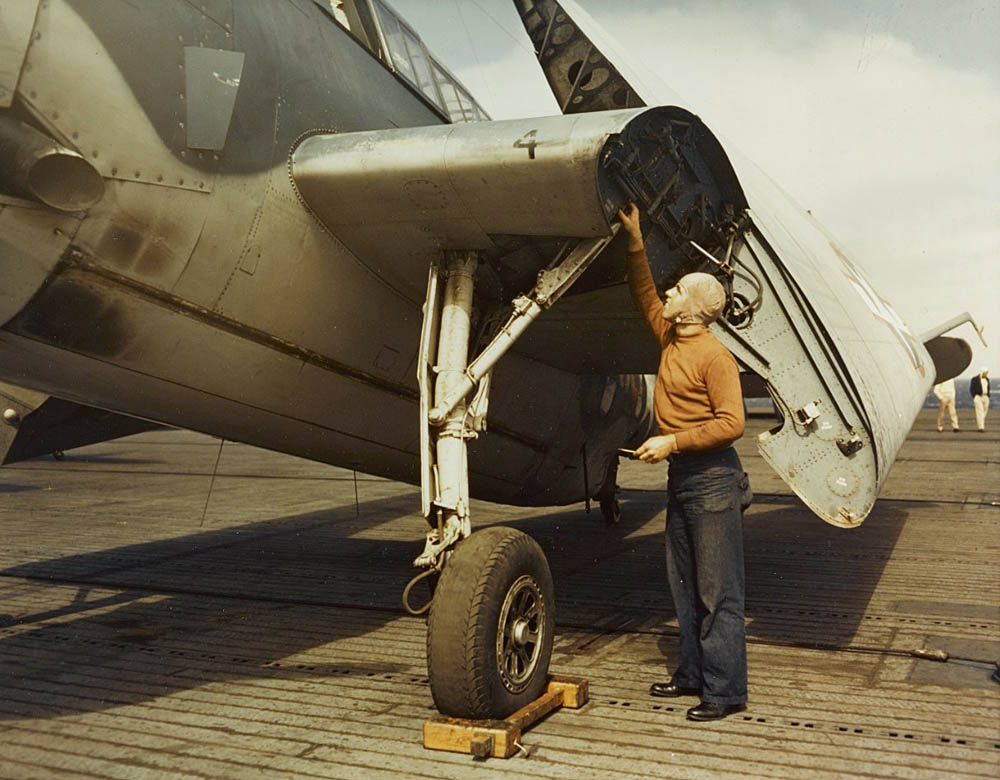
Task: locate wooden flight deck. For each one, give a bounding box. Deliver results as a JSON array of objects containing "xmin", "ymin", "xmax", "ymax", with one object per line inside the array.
[{"xmin": 0, "ymin": 409, "xmax": 996, "ymax": 779}]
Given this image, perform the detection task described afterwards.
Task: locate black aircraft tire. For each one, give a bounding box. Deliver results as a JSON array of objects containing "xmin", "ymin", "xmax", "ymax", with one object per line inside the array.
[{"xmin": 426, "ymin": 526, "xmax": 555, "ymax": 719}]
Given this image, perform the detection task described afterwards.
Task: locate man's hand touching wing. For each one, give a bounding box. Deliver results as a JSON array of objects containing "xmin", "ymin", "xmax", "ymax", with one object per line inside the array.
[{"xmin": 617, "ymin": 203, "xmax": 644, "ymax": 251}]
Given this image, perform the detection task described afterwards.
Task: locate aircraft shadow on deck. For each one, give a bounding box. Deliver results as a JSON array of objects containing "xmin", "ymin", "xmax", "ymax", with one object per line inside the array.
[
  {"xmin": 0, "ymin": 490, "xmax": 653, "ymax": 719},
  {"xmin": 0, "ymin": 489, "xmax": 904, "ymax": 719},
  {"xmin": 742, "ymin": 500, "xmax": 908, "ymax": 644}
]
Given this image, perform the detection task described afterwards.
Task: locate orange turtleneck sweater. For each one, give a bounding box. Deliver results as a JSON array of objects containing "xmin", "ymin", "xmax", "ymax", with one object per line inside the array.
[{"xmin": 627, "ymin": 248, "xmax": 745, "ymax": 453}]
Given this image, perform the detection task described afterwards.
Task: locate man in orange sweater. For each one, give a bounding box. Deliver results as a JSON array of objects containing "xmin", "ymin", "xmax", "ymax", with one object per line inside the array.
[{"xmin": 618, "ymin": 203, "xmax": 749, "ymax": 721}]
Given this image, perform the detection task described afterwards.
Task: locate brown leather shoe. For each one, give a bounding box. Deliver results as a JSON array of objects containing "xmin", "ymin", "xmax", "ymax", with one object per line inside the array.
[
  {"xmin": 686, "ymin": 701, "xmax": 747, "ymax": 721},
  {"xmin": 649, "ymin": 681, "xmax": 701, "ymax": 698}
]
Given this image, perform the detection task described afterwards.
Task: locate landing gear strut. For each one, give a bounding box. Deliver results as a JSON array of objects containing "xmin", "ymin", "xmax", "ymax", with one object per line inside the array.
[{"xmin": 410, "ymin": 237, "xmax": 614, "ymax": 717}]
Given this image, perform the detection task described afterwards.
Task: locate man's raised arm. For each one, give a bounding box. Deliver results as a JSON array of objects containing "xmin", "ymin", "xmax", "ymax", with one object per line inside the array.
[{"xmin": 618, "ymin": 204, "xmax": 668, "ymax": 342}]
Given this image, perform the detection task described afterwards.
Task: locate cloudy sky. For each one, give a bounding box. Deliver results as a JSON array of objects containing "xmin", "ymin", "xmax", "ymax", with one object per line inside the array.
[{"xmin": 390, "ymin": 0, "xmax": 999, "ymax": 381}]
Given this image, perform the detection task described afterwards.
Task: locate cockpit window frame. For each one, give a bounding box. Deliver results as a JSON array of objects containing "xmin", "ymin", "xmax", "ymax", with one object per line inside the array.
[{"xmin": 314, "ymin": 0, "xmax": 490, "ymax": 124}]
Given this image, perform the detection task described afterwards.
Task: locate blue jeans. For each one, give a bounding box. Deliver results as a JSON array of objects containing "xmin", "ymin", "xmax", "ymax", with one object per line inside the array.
[{"xmin": 665, "ymin": 446, "xmax": 748, "ymax": 705}]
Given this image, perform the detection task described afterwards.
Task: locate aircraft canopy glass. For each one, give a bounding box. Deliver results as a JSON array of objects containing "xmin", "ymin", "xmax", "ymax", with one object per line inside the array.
[{"xmin": 325, "ymin": 0, "xmax": 490, "ymax": 123}]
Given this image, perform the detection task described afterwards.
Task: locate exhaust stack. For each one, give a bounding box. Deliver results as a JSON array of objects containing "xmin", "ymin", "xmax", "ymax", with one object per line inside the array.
[{"xmin": 0, "ymin": 114, "xmax": 104, "ymax": 211}]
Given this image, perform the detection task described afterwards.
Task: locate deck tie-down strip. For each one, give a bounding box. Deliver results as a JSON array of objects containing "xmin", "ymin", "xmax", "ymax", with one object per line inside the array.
[{"xmin": 601, "ymin": 697, "xmax": 999, "ymax": 752}]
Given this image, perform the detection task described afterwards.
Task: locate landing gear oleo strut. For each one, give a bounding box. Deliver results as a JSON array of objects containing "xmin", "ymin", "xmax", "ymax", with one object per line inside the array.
[{"xmin": 408, "ymin": 238, "xmax": 612, "ymax": 718}]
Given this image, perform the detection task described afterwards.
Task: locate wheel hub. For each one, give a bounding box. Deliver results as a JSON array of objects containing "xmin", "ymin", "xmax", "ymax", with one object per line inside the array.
[
  {"xmin": 496, "ymin": 575, "xmax": 544, "ymax": 693},
  {"xmin": 512, "ymin": 618, "xmax": 531, "ymax": 646}
]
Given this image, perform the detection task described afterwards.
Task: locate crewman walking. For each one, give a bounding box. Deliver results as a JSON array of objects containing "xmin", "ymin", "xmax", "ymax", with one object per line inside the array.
[
  {"xmin": 933, "ymin": 378, "xmax": 959, "ymax": 432},
  {"xmin": 970, "ymin": 368, "xmax": 990, "ymax": 432}
]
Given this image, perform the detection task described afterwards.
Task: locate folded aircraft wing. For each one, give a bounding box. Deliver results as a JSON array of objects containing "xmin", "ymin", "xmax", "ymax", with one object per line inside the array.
[{"xmin": 513, "ymin": 0, "xmax": 945, "ymax": 526}]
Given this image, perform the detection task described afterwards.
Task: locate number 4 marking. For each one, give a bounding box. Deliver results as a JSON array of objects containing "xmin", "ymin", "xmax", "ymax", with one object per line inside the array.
[{"xmin": 514, "ymin": 129, "xmax": 538, "ymax": 159}]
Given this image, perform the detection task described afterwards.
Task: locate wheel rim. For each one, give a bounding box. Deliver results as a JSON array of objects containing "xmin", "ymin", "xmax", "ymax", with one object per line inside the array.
[{"xmin": 496, "ymin": 574, "xmax": 544, "ymax": 693}]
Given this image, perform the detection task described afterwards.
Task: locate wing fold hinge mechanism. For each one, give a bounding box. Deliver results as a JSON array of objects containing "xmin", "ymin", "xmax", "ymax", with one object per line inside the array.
[{"xmin": 407, "ymin": 235, "xmax": 614, "ymax": 591}]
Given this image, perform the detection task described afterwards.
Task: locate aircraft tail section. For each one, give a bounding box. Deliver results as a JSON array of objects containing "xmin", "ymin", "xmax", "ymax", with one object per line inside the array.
[
  {"xmin": 0, "ymin": 381, "xmax": 160, "ymax": 465},
  {"xmin": 923, "ymin": 336, "xmax": 973, "ymax": 385},
  {"xmin": 919, "ymin": 312, "xmax": 986, "ymax": 383}
]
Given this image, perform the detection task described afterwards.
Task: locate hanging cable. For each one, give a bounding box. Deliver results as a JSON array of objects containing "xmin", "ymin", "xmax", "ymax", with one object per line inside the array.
[
  {"xmin": 455, "ymin": 0, "xmax": 501, "ymax": 115},
  {"xmin": 199, "ymin": 437, "xmax": 225, "ymax": 527},
  {"xmin": 468, "ymin": 0, "xmax": 539, "ymax": 57}
]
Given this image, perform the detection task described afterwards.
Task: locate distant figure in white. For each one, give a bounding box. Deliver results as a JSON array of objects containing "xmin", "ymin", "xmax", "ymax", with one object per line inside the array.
[
  {"xmin": 933, "ymin": 379, "xmax": 959, "ymax": 432},
  {"xmin": 970, "ymin": 368, "xmax": 990, "ymax": 432}
]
